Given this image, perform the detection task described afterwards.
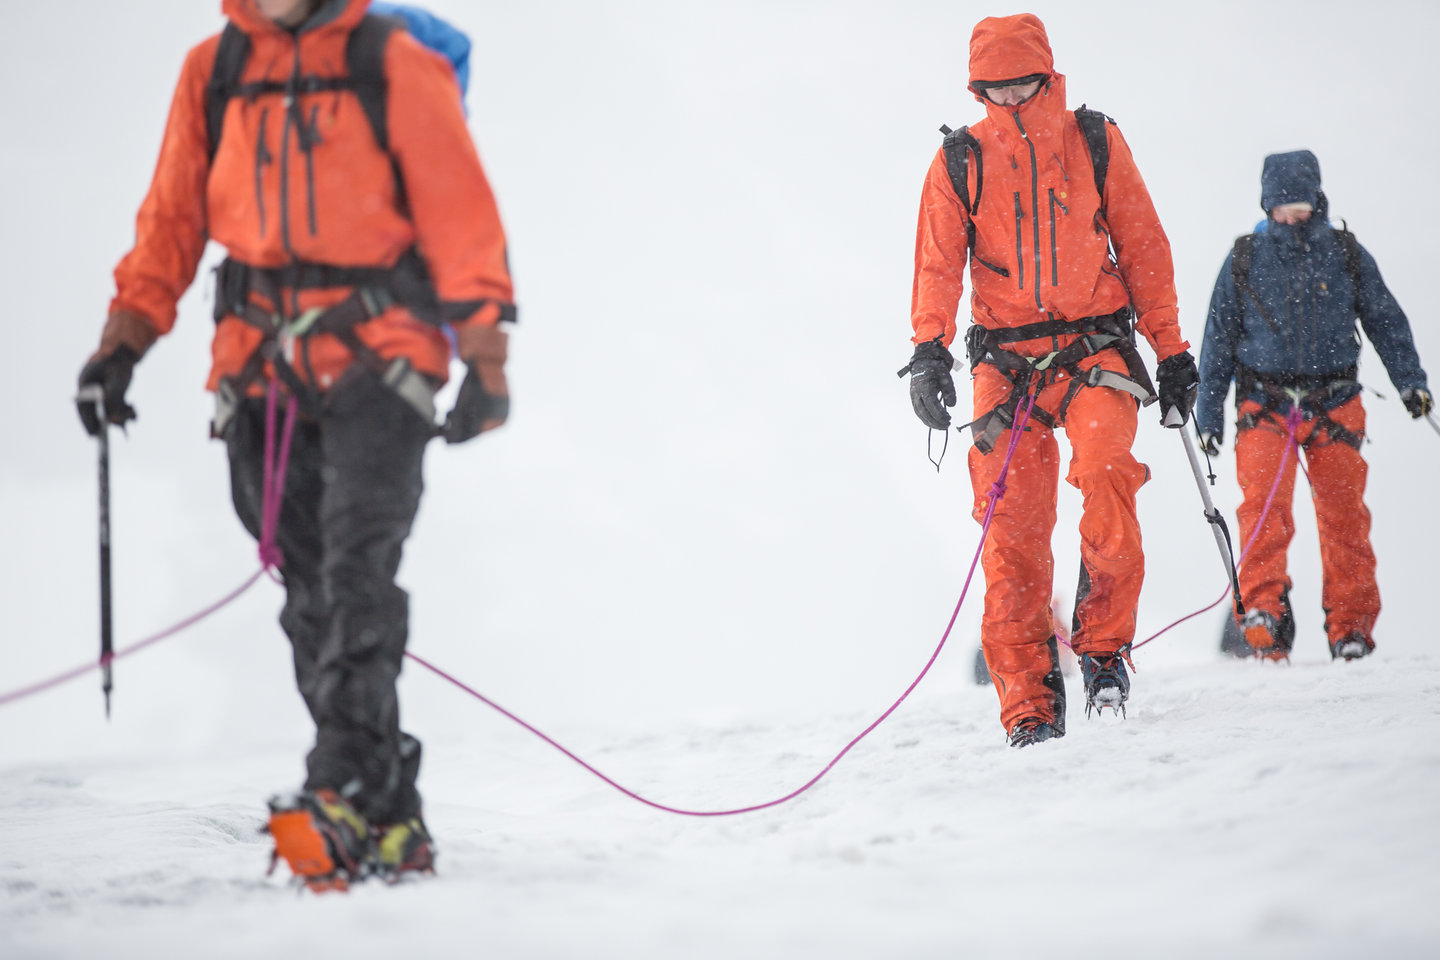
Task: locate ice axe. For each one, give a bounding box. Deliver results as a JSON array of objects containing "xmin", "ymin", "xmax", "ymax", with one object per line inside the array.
[
  {"xmin": 76, "ymin": 384, "xmax": 114, "ymax": 718},
  {"xmin": 1164, "ymin": 405, "xmax": 1245, "ymax": 618}
]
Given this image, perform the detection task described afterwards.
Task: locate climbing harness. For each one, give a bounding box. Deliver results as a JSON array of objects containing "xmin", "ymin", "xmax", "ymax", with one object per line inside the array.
[{"xmin": 961, "ymin": 308, "xmax": 1156, "ymax": 453}]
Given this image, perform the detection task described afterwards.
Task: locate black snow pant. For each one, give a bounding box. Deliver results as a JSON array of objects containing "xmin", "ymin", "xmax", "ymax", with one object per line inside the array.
[{"xmin": 226, "ymin": 369, "xmax": 431, "ymax": 824}]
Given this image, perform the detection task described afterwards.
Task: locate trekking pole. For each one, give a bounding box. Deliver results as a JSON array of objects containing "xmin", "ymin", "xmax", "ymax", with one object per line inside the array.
[
  {"xmin": 1164, "ymin": 406, "xmax": 1245, "ymax": 618},
  {"xmin": 76, "ymin": 384, "xmax": 114, "ymax": 718},
  {"xmin": 1426, "ymin": 410, "xmax": 1440, "ymax": 441}
]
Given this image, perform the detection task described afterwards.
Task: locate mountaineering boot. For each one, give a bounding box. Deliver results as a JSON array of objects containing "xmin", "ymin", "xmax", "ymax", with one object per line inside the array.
[
  {"xmin": 1241, "ymin": 588, "xmax": 1295, "ymax": 661},
  {"xmin": 1081, "ymin": 651, "xmax": 1130, "ymax": 718},
  {"xmin": 1242, "ymin": 610, "xmax": 1289, "ymax": 661},
  {"xmin": 1008, "ymin": 717, "xmax": 1056, "ymax": 749},
  {"xmin": 1330, "ymin": 630, "xmax": 1373, "ymax": 661},
  {"xmin": 265, "ymin": 790, "xmax": 374, "ymax": 892},
  {"xmin": 374, "ymin": 815, "xmax": 437, "ymax": 882}
]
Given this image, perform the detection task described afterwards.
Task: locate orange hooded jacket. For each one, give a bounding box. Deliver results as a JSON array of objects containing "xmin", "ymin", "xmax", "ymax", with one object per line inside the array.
[
  {"xmin": 110, "ymin": 0, "xmax": 514, "ymax": 391},
  {"xmin": 910, "ymin": 14, "xmax": 1185, "ymax": 363}
]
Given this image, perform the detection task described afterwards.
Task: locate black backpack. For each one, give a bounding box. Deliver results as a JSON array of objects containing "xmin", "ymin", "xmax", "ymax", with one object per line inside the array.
[{"xmin": 937, "ymin": 106, "xmax": 1113, "ymax": 254}]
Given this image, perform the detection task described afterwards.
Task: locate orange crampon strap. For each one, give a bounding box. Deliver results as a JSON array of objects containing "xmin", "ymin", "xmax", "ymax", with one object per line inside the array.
[{"xmin": 265, "ymin": 790, "xmax": 370, "ymax": 891}]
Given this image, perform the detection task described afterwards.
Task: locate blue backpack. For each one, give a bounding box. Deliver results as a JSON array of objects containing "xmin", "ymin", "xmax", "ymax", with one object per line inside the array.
[{"xmin": 368, "ymin": 2, "xmax": 470, "ymax": 99}]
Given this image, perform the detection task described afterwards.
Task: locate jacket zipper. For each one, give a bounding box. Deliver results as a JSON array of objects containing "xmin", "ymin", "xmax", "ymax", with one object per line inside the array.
[
  {"xmin": 279, "ymin": 49, "xmax": 299, "ymax": 267},
  {"xmin": 254, "ymin": 108, "xmax": 272, "ymax": 238},
  {"xmin": 1294, "ymin": 253, "xmax": 1309, "ymax": 377},
  {"xmin": 1048, "ymin": 188, "xmax": 1067, "ymax": 287},
  {"xmin": 1013, "ymin": 192, "xmax": 1025, "ymax": 292},
  {"xmin": 278, "ymin": 107, "xmax": 297, "ymax": 296},
  {"xmin": 274, "ymin": 40, "xmax": 307, "ymax": 326},
  {"xmin": 1013, "ymin": 113, "xmax": 1043, "ymax": 310}
]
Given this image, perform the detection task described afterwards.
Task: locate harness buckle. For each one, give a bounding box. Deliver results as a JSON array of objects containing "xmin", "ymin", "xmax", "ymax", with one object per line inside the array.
[
  {"xmin": 1029, "ymin": 351, "xmax": 1061, "ymax": 372},
  {"xmin": 358, "ymin": 287, "xmax": 394, "ymax": 319},
  {"xmin": 275, "ymin": 307, "xmax": 323, "ymax": 366},
  {"xmin": 381, "ymin": 357, "xmax": 438, "ymax": 425},
  {"xmin": 281, "ymin": 307, "xmax": 324, "ymax": 340}
]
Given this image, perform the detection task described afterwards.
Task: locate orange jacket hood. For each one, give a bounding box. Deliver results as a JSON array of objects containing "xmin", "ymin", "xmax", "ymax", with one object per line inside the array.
[
  {"xmin": 222, "ymin": 0, "xmax": 370, "ymax": 36},
  {"xmin": 968, "ymin": 13, "xmax": 1054, "ymax": 88}
]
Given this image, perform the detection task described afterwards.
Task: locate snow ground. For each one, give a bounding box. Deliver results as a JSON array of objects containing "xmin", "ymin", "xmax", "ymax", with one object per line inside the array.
[
  {"xmin": 4, "ymin": 1, "xmax": 1440, "ymax": 957},
  {"xmin": 4, "ymin": 647, "xmax": 1439, "ymax": 959}
]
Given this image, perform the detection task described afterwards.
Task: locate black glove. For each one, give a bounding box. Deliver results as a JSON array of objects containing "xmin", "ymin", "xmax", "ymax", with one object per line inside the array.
[
  {"xmin": 76, "ymin": 345, "xmax": 140, "ymax": 437},
  {"xmin": 441, "ymin": 363, "xmax": 510, "ymax": 444},
  {"xmin": 901, "ymin": 339, "xmax": 956, "ymax": 431},
  {"xmin": 1156, "ymin": 350, "xmax": 1199, "ymax": 427},
  {"xmin": 1401, "ymin": 387, "xmax": 1433, "ymax": 419},
  {"xmin": 1198, "ymin": 430, "xmax": 1222, "ymax": 457}
]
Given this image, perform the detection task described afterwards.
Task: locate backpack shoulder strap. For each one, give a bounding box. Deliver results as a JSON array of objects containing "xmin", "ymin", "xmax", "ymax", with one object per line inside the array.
[
  {"xmin": 347, "ymin": 14, "xmax": 405, "ymax": 153},
  {"xmin": 1229, "ymin": 233, "xmax": 1281, "ymax": 332},
  {"xmin": 1333, "ymin": 222, "xmax": 1362, "ymax": 289},
  {"xmin": 938, "ymin": 124, "xmax": 983, "ymax": 216},
  {"xmin": 205, "ymin": 23, "xmax": 251, "ymax": 163},
  {"xmin": 1073, "ymin": 106, "xmax": 1112, "ymax": 207},
  {"xmin": 1230, "ymin": 234, "xmax": 1255, "ymax": 291},
  {"xmin": 938, "ymin": 123, "xmax": 982, "ymax": 250}
]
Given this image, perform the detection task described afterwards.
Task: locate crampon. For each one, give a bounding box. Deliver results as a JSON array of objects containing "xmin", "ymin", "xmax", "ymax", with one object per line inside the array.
[
  {"xmin": 264, "ymin": 790, "xmax": 374, "ymax": 893},
  {"xmin": 1081, "ymin": 650, "xmax": 1131, "ymax": 718},
  {"xmin": 374, "ymin": 815, "xmax": 437, "ymax": 883}
]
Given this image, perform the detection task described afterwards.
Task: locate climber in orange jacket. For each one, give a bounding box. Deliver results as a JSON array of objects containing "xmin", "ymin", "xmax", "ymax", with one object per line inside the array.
[
  {"xmin": 901, "ymin": 13, "xmax": 1197, "ymax": 747},
  {"xmin": 75, "ymin": 0, "xmax": 516, "ymax": 888}
]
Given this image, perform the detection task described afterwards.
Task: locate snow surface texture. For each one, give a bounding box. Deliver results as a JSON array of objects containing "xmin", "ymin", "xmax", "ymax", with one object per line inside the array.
[{"xmin": 3, "ymin": 1, "xmax": 1439, "ymax": 957}]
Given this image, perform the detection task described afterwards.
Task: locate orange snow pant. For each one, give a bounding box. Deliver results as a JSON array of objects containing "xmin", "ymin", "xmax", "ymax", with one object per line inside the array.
[
  {"xmin": 1234, "ymin": 396, "xmax": 1378, "ymax": 646},
  {"xmin": 970, "ymin": 355, "xmax": 1150, "ymax": 733}
]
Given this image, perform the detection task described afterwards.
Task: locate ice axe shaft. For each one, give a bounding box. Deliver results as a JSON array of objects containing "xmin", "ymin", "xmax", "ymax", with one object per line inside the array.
[
  {"xmin": 77, "ymin": 384, "xmax": 114, "ymax": 718},
  {"xmin": 1164, "ymin": 405, "xmax": 1245, "ymax": 617}
]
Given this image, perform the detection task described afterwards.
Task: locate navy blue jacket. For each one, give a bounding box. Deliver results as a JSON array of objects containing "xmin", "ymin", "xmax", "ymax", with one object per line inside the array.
[{"xmin": 1196, "ymin": 151, "xmax": 1427, "ymax": 440}]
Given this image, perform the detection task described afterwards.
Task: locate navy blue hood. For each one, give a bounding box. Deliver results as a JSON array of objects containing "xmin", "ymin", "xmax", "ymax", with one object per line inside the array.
[{"xmin": 1261, "ymin": 150, "xmax": 1323, "ymax": 213}]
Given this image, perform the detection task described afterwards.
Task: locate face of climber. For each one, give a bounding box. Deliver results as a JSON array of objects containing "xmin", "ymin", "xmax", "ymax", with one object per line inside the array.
[
  {"xmin": 982, "ymin": 78, "xmax": 1044, "ymax": 106},
  {"xmin": 254, "ymin": 0, "xmax": 320, "ymax": 27},
  {"xmin": 1270, "ymin": 202, "xmax": 1314, "ymax": 225}
]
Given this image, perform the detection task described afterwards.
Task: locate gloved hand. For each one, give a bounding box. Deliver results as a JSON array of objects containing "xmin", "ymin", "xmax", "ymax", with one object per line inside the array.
[
  {"xmin": 1156, "ymin": 350, "xmax": 1199, "ymax": 427},
  {"xmin": 1401, "ymin": 386, "xmax": 1433, "ymax": 419},
  {"xmin": 443, "ymin": 321, "xmax": 510, "ymax": 443},
  {"xmin": 76, "ymin": 308, "xmax": 157, "ymax": 436},
  {"xmin": 77, "ymin": 347, "xmax": 140, "ymax": 436},
  {"xmin": 1198, "ymin": 430, "xmax": 1222, "ymax": 457},
  {"xmin": 901, "ymin": 339, "xmax": 956, "ymax": 431}
]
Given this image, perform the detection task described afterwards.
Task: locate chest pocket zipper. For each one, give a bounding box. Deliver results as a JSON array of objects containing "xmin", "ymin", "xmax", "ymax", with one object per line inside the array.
[
  {"xmin": 974, "ymin": 254, "xmax": 1011, "ymax": 278},
  {"xmin": 254, "ymin": 107, "xmax": 272, "ymax": 238},
  {"xmin": 1014, "ymin": 192, "xmax": 1025, "ymax": 292},
  {"xmin": 1049, "ymin": 188, "xmax": 1068, "ymax": 287}
]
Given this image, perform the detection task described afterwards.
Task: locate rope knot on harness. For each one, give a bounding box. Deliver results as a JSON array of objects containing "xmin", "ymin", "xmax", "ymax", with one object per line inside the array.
[{"xmin": 258, "ymin": 541, "xmax": 286, "ymax": 572}]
